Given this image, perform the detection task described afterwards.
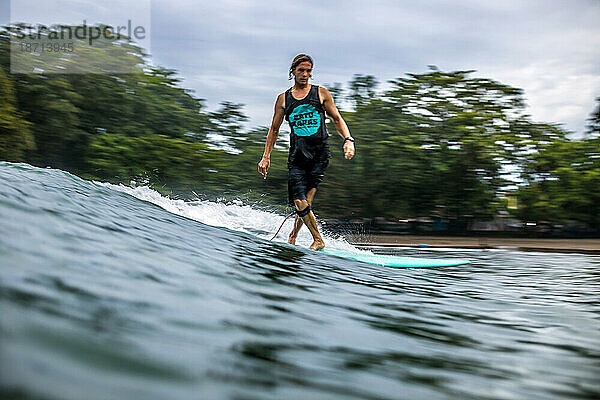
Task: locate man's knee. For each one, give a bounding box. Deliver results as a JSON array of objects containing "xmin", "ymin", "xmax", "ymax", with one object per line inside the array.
[
  {"xmin": 293, "ymin": 198, "xmax": 312, "ymax": 217},
  {"xmin": 293, "ymin": 198, "xmax": 308, "ymax": 210}
]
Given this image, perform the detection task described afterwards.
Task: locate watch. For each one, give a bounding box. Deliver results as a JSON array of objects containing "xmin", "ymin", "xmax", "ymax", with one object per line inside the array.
[{"xmin": 343, "ymin": 137, "xmax": 355, "ymax": 143}]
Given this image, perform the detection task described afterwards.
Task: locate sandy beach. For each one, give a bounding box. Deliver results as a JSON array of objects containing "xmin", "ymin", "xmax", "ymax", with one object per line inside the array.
[{"xmin": 347, "ymin": 235, "xmax": 600, "ymax": 254}]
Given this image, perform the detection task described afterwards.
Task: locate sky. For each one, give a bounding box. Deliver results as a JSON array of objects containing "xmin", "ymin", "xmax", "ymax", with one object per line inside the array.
[{"xmin": 4, "ymin": 0, "xmax": 600, "ymax": 136}]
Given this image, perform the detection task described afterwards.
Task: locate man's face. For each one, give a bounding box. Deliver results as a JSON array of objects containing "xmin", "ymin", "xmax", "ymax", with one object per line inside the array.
[{"xmin": 294, "ymin": 61, "xmax": 313, "ymax": 84}]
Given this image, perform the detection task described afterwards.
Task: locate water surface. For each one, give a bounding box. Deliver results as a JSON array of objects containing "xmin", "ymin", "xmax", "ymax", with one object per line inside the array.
[{"xmin": 1, "ymin": 162, "xmax": 599, "ymax": 400}]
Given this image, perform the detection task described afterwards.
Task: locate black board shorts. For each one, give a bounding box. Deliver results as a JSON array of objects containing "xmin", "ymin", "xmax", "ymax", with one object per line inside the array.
[{"xmin": 288, "ymin": 158, "xmax": 329, "ymax": 206}]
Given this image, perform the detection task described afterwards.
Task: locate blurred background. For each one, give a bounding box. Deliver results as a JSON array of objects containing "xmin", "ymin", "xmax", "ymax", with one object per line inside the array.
[{"xmin": 1, "ymin": 0, "xmax": 599, "ymax": 237}]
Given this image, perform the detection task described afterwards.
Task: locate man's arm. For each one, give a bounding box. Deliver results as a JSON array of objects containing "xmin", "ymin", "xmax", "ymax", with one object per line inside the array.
[
  {"xmin": 319, "ymin": 87, "xmax": 355, "ymax": 159},
  {"xmin": 258, "ymin": 93, "xmax": 285, "ymax": 179}
]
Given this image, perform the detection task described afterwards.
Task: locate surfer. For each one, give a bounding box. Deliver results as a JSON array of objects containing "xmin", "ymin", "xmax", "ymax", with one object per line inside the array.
[{"xmin": 258, "ymin": 54, "xmax": 355, "ymax": 250}]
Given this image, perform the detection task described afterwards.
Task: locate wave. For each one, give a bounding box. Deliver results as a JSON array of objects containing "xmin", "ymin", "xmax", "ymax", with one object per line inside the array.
[{"xmin": 98, "ymin": 181, "xmax": 358, "ymax": 251}]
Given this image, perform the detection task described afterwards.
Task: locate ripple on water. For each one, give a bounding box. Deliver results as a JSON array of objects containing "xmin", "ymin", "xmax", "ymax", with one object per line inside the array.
[{"xmin": 1, "ymin": 162, "xmax": 600, "ymax": 400}]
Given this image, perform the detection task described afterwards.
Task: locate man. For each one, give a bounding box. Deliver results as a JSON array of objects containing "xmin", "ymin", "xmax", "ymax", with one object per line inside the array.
[{"xmin": 258, "ymin": 54, "xmax": 355, "ymax": 250}]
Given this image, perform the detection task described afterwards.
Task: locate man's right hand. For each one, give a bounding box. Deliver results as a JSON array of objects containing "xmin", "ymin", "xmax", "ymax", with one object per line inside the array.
[{"xmin": 258, "ymin": 157, "xmax": 270, "ymax": 179}]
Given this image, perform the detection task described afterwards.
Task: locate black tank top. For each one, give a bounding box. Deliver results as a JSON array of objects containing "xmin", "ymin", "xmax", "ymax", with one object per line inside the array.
[{"xmin": 284, "ymin": 85, "xmax": 330, "ymax": 167}]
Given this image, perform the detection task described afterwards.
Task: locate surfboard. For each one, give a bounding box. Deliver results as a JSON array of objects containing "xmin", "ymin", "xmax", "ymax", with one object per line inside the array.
[{"xmin": 319, "ymin": 248, "xmax": 470, "ymax": 268}]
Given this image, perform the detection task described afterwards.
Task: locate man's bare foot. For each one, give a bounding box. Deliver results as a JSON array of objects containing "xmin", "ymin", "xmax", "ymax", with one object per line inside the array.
[
  {"xmin": 309, "ymin": 239, "xmax": 325, "ymax": 250},
  {"xmin": 288, "ymin": 234, "xmax": 297, "ymax": 245}
]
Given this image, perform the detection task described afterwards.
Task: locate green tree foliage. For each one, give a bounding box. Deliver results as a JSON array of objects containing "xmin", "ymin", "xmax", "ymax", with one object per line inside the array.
[
  {"xmin": 513, "ymin": 98, "xmax": 600, "ymax": 229},
  {"xmin": 1, "ymin": 25, "xmax": 212, "ymax": 171},
  {"xmin": 317, "ymin": 70, "xmax": 567, "ymax": 221},
  {"xmin": 515, "ymin": 137, "xmax": 600, "ymax": 228},
  {"xmin": 208, "ymin": 101, "xmax": 248, "ymax": 151},
  {"xmin": 1, "ymin": 21, "xmax": 596, "ymax": 229},
  {"xmin": 217, "ymin": 126, "xmax": 290, "ymax": 206},
  {"xmin": 588, "ymin": 96, "xmax": 600, "ymax": 136},
  {"xmin": 0, "ymin": 65, "xmax": 34, "ymax": 161},
  {"xmin": 348, "ymin": 74, "xmax": 378, "ymax": 108},
  {"xmin": 326, "ymin": 82, "xmax": 343, "ymax": 105},
  {"xmin": 12, "ymin": 73, "xmax": 87, "ymax": 169},
  {"xmin": 87, "ymin": 133, "xmax": 225, "ymax": 193}
]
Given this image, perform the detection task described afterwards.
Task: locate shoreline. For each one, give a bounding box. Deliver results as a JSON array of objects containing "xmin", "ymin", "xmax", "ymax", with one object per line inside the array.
[{"xmin": 346, "ymin": 235, "xmax": 600, "ymax": 254}]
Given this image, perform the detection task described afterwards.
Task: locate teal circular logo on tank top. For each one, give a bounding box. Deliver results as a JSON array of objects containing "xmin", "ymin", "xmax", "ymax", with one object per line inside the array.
[{"xmin": 289, "ymin": 104, "xmax": 321, "ymax": 136}]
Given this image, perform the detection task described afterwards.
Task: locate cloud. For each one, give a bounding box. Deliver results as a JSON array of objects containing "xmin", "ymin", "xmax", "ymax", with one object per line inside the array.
[
  {"xmin": 146, "ymin": 0, "xmax": 600, "ymax": 135},
  {"xmin": 7, "ymin": 0, "xmax": 600, "ymax": 135}
]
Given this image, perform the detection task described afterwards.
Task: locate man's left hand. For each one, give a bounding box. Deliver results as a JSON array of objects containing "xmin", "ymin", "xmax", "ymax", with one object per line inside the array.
[{"xmin": 343, "ymin": 141, "xmax": 355, "ymax": 159}]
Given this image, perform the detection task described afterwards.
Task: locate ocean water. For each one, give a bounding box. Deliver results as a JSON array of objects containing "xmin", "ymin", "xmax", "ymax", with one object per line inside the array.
[{"xmin": 1, "ymin": 161, "xmax": 599, "ymax": 400}]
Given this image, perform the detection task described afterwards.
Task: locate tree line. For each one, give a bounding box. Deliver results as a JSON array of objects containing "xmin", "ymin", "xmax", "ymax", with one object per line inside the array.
[{"xmin": 1, "ymin": 26, "xmax": 598, "ymax": 233}]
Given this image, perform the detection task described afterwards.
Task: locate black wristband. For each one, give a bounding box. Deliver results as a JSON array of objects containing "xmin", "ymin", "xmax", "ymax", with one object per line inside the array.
[{"xmin": 343, "ymin": 137, "xmax": 354, "ymax": 143}]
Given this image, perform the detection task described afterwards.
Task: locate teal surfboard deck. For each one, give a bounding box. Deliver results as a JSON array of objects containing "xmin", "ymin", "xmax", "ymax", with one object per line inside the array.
[{"xmin": 319, "ymin": 248, "xmax": 470, "ymax": 268}]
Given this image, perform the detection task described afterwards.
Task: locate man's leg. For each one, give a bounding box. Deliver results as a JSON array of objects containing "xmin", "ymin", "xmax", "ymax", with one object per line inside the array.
[
  {"xmin": 288, "ymin": 188, "xmax": 317, "ymax": 244},
  {"xmin": 293, "ymin": 194, "xmax": 325, "ymax": 250}
]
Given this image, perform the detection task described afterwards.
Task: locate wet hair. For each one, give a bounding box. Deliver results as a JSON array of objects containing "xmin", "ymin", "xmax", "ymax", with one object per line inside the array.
[{"xmin": 289, "ymin": 54, "xmax": 313, "ymax": 80}]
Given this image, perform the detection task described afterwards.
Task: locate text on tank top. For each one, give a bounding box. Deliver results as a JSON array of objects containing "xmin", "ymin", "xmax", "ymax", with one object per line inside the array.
[{"xmin": 284, "ymin": 85, "xmax": 330, "ymax": 165}]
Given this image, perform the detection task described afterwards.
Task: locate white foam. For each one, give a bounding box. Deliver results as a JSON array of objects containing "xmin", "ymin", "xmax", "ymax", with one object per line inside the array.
[{"xmin": 98, "ymin": 182, "xmax": 360, "ymax": 252}]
